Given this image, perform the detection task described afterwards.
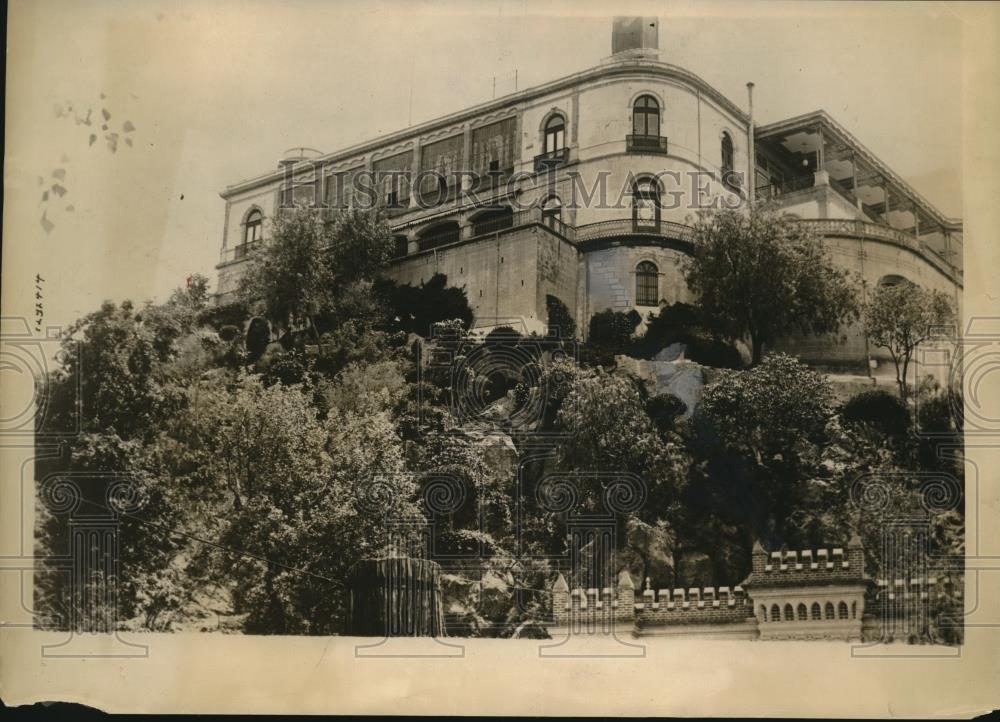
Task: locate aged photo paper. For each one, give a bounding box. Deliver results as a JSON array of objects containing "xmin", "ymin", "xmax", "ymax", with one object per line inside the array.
[{"xmin": 2, "ymin": 0, "xmax": 999, "ymax": 716}]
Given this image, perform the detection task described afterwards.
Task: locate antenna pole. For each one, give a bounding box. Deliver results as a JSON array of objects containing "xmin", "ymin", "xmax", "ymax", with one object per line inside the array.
[
  {"xmin": 408, "ymin": 62, "xmax": 415, "ymax": 126},
  {"xmin": 746, "ymin": 82, "xmax": 756, "ymax": 205}
]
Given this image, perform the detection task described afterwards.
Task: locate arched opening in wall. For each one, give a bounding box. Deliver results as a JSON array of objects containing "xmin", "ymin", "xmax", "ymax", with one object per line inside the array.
[
  {"xmin": 632, "ymin": 177, "xmax": 661, "ymax": 231},
  {"xmin": 392, "ymin": 235, "xmax": 409, "ymax": 258},
  {"xmin": 541, "ymin": 196, "xmax": 562, "ymax": 230},
  {"xmin": 825, "ymin": 602, "xmax": 835, "ymax": 620},
  {"xmin": 878, "ymin": 274, "xmax": 912, "ymax": 288},
  {"xmin": 838, "ymin": 601, "xmax": 849, "ymax": 619},
  {"xmin": 797, "ymin": 603, "xmax": 807, "ymax": 621},
  {"xmin": 632, "ymin": 95, "xmax": 660, "ymax": 137},
  {"xmin": 470, "ymin": 206, "xmax": 514, "ymax": 237},
  {"xmin": 544, "ymin": 115, "xmax": 566, "ymax": 155},
  {"xmin": 721, "ymin": 132, "xmax": 741, "ymax": 194},
  {"xmin": 811, "ymin": 602, "xmax": 821, "ymax": 620},
  {"xmin": 721, "ymin": 132, "xmax": 735, "ymax": 175},
  {"xmin": 784, "ymin": 603, "xmax": 794, "ymax": 622},
  {"xmin": 759, "ymin": 605, "xmax": 768, "ymax": 622},
  {"xmin": 771, "ymin": 604, "xmax": 781, "ymax": 622},
  {"xmin": 851, "ymin": 601, "xmax": 858, "ymax": 619},
  {"xmin": 418, "ymin": 221, "xmax": 461, "ymax": 251},
  {"xmin": 238, "ymin": 208, "xmax": 264, "ymax": 259},
  {"xmin": 635, "ymin": 261, "xmax": 659, "ymax": 307}
]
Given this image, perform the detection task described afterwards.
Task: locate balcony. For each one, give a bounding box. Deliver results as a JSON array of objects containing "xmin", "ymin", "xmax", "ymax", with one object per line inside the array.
[
  {"xmin": 220, "ymin": 240, "xmax": 261, "ymax": 264},
  {"xmin": 471, "ymin": 167, "xmax": 514, "ymax": 193},
  {"xmin": 575, "ymin": 218, "xmax": 694, "ymax": 244},
  {"xmin": 533, "ymin": 147, "xmax": 570, "ymax": 173},
  {"xmin": 626, "ymin": 134, "xmax": 669, "ymax": 154},
  {"xmin": 755, "ymin": 174, "xmax": 814, "ymax": 201},
  {"xmin": 418, "ymin": 180, "xmax": 462, "ymax": 207}
]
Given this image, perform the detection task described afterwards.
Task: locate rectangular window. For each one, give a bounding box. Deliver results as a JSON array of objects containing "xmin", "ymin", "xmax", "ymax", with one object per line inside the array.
[
  {"xmin": 373, "ymin": 151, "xmax": 413, "ymax": 207},
  {"xmin": 327, "ymin": 167, "xmax": 363, "ymax": 208},
  {"xmin": 471, "ymin": 118, "xmax": 516, "ymax": 178},
  {"xmin": 545, "ymin": 128, "xmax": 565, "ymax": 154},
  {"xmin": 420, "ymin": 135, "xmax": 464, "ymax": 199},
  {"xmin": 636, "ymin": 273, "xmax": 658, "ymax": 306},
  {"xmin": 633, "ymin": 113, "xmax": 645, "ymax": 136}
]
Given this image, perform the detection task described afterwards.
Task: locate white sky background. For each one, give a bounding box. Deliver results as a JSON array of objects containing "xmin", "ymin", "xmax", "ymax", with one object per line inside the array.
[{"xmin": 4, "ymin": 0, "xmax": 967, "ymax": 333}]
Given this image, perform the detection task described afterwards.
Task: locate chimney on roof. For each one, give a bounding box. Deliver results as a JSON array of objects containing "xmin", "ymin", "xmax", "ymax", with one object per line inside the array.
[{"xmin": 612, "ymin": 17, "xmax": 659, "ymax": 60}]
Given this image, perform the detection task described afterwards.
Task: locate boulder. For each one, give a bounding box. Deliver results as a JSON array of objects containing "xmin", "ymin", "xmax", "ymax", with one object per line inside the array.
[
  {"xmin": 463, "ymin": 429, "xmax": 518, "ymax": 484},
  {"xmin": 654, "ymin": 342, "xmax": 687, "ymax": 362},
  {"xmin": 441, "ymin": 573, "xmax": 487, "ymax": 637},
  {"xmin": 614, "ymin": 355, "xmax": 708, "ymax": 419},
  {"xmin": 477, "ymin": 570, "xmax": 515, "ymax": 622}
]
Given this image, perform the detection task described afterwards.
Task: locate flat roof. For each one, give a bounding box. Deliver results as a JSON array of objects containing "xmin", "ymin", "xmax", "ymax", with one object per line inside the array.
[{"xmin": 220, "ymin": 57, "xmax": 751, "ymax": 200}]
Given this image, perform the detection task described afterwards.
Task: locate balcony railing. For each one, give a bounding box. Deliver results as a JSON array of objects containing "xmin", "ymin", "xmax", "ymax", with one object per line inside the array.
[
  {"xmin": 755, "ymin": 175, "xmax": 814, "ymax": 201},
  {"xmin": 471, "ymin": 213, "xmax": 515, "ymax": 236},
  {"xmin": 418, "ymin": 181, "xmax": 462, "ymax": 206},
  {"xmin": 220, "ymin": 240, "xmax": 261, "ymax": 263},
  {"xmin": 471, "ymin": 167, "xmax": 515, "ymax": 193},
  {"xmin": 219, "ymin": 206, "xmax": 959, "ymax": 285},
  {"xmin": 795, "ymin": 219, "xmax": 959, "ymax": 280},
  {"xmin": 418, "ymin": 227, "xmax": 462, "ymax": 251},
  {"xmin": 533, "ymin": 147, "xmax": 570, "ymax": 173},
  {"xmin": 575, "ymin": 218, "xmax": 694, "ymax": 243},
  {"xmin": 626, "ymin": 134, "xmax": 669, "ymax": 154}
]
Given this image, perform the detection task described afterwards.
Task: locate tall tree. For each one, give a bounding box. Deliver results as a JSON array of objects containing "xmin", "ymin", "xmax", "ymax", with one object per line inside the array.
[
  {"xmin": 683, "ymin": 208, "xmax": 859, "ymax": 365},
  {"xmin": 694, "ymin": 353, "xmax": 835, "ymax": 546},
  {"xmin": 237, "ymin": 207, "xmax": 395, "ymax": 345},
  {"xmin": 237, "ymin": 208, "xmax": 336, "ymax": 343},
  {"xmin": 863, "ymin": 281, "xmax": 955, "ymax": 401}
]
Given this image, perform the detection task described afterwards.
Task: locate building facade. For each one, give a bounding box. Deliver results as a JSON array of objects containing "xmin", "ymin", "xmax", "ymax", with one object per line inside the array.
[{"xmin": 215, "ymin": 17, "xmax": 963, "ymax": 371}]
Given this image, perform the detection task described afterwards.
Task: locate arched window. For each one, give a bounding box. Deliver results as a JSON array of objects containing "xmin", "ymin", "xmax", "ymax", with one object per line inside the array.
[
  {"xmin": 720, "ymin": 132, "xmax": 740, "ymax": 193},
  {"xmin": 633, "ymin": 95, "xmax": 660, "ymax": 136},
  {"xmin": 632, "ymin": 177, "xmax": 660, "ymax": 229},
  {"xmin": 838, "ymin": 601, "xmax": 849, "ymax": 619},
  {"xmin": 721, "ymin": 132, "xmax": 735, "ymax": 174},
  {"xmin": 419, "ymin": 221, "xmax": 461, "ymax": 251},
  {"xmin": 542, "ymin": 196, "xmax": 562, "ymax": 229},
  {"xmin": 784, "ymin": 604, "xmax": 794, "ymax": 622},
  {"xmin": 471, "ymin": 207, "xmax": 514, "ymax": 236},
  {"xmin": 243, "ymin": 209, "xmax": 263, "ymax": 245},
  {"xmin": 797, "ymin": 603, "xmax": 808, "ymax": 621},
  {"xmin": 825, "ymin": 602, "xmax": 835, "ymax": 620},
  {"xmin": 760, "ymin": 605, "xmax": 768, "ymax": 622},
  {"xmin": 851, "ymin": 601, "xmax": 858, "ymax": 619},
  {"xmin": 544, "ymin": 115, "xmax": 566, "ymax": 155},
  {"xmin": 878, "ymin": 274, "xmax": 910, "ymax": 288},
  {"xmin": 771, "ymin": 604, "xmax": 781, "ymax": 622},
  {"xmin": 811, "ymin": 602, "xmax": 822, "ymax": 620},
  {"xmin": 635, "ymin": 261, "xmax": 659, "ymax": 307}
]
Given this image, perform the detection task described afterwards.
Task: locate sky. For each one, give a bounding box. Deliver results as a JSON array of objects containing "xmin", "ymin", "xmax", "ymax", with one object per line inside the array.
[{"xmin": 4, "ymin": 0, "xmax": 970, "ymax": 334}]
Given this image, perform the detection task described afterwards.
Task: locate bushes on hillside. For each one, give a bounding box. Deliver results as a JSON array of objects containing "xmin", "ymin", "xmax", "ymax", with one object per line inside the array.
[
  {"xmin": 375, "ymin": 273, "xmax": 473, "ymax": 336},
  {"xmin": 545, "ymin": 294, "xmax": 576, "ymax": 340},
  {"xmin": 585, "ymin": 309, "xmax": 640, "ymax": 365},
  {"xmin": 633, "ymin": 302, "xmax": 743, "ymax": 369},
  {"xmin": 841, "ymin": 389, "xmax": 911, "ymax": 437}
]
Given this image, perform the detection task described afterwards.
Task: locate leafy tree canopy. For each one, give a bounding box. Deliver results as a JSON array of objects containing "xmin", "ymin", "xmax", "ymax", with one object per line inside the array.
[
  {"xmin": 684, "ymin": 208, "xmax": 859, "ymax": 364},
  {"xmin": 864, "ymin": 281, "xmax": 955, "ymax": 400}
]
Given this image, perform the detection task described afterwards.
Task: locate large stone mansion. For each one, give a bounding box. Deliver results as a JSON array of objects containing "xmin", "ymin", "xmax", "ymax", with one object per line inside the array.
[{"xmin": 215, "ymin": 17, "xmax": 963, "ymax": 370}]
